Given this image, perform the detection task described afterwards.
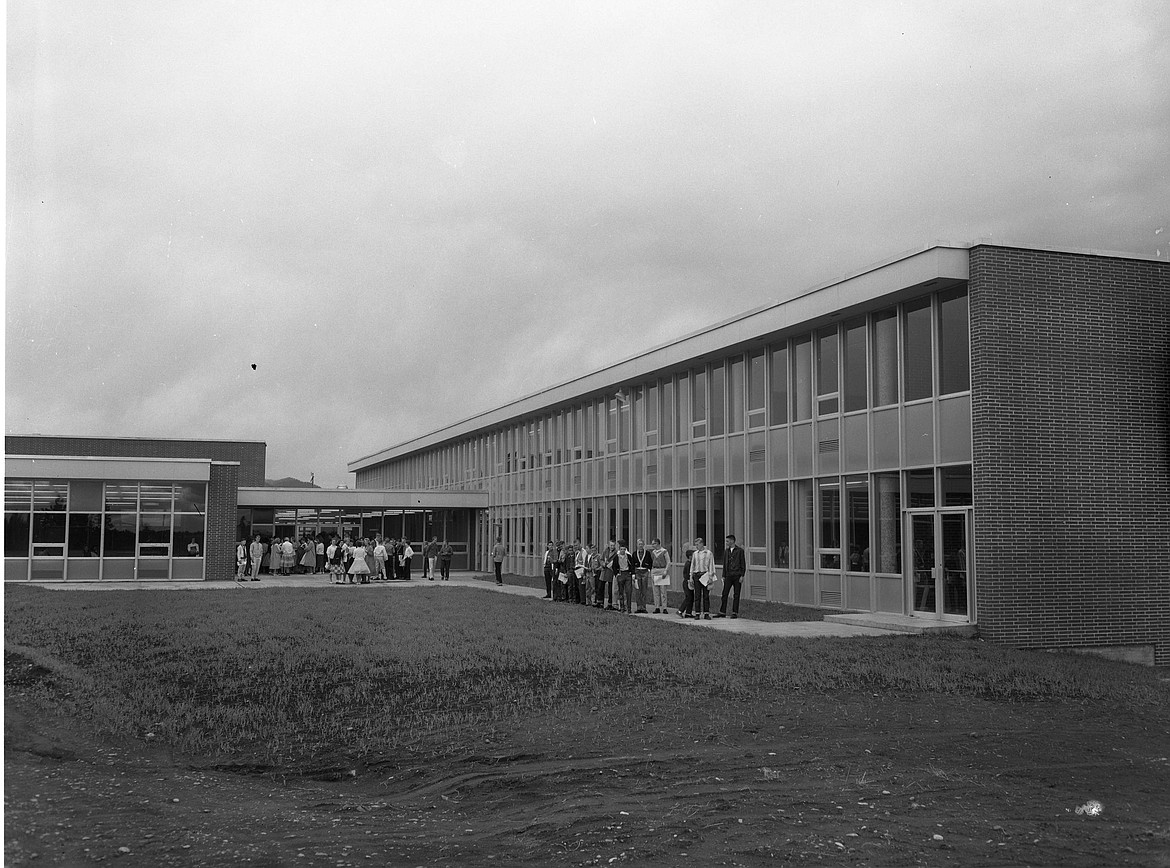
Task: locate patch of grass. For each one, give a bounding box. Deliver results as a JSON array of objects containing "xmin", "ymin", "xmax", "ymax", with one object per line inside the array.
[{"xmin": 5, "ymin": 585, "xmax": 1165, "ymax": 770}]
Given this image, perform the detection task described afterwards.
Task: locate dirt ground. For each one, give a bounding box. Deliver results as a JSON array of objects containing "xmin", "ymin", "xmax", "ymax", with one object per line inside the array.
[{"xmin": 6, "ymin": 657, "xmax": 1169, "ymax": 867}]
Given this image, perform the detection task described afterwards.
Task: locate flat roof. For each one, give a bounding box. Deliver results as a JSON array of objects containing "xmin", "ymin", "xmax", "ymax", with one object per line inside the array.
[
  {"xmin": 237, "ymin": 487, "xmax": 489, "ymax": 509},
  {"xmin": 349, "ymin": 242, "xmax": 971, "ymax": 470},
  {"xmin": 5, "ymin": 433, "xmax": 267, "ymax": 446},
  {"xmin": 6, "ymin": 455, "xmax": 217, "ymax": 482}
]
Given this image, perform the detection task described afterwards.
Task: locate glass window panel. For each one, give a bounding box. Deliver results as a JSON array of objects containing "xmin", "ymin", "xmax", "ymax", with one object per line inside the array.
[
  {"xmin": 903, "ymin": 297, "xmax": 933, "ymax": 401},
  {"xmin": 175, "ymin": 484, "xmax": 208, "ymax": 513},
  {"xmin": 660, "ymin": 380, "xmax": 674, "ymax": 445},
  {"xmin": 678, "ymin": 374, "xmax": 691, "ymax": 442},
  {"xmin": 771, "ymin": 481, "xmax": 789, "ymax": 567},
  {"xmin": 103, "ymin": 514, "xmax": 137, "ymax": 557},
  {"xmin": 747, "ymin": 353, "xmax": 765, "ymax": 417},
  {"xmin": 711, "ymin": 488, "xmax": 725, "ymax": 565},
  {"xmin": 846, "ymin": 478, "xmax": 869, "ymax": 572},
  {"xmin": 137, "ymin": 558, "xmax": 169, "ymax": 578},
  {"xmin": 794, "ymin": 479, "xmax": 814, "ymax": 570},
  {"xmin": 139, "ymin": 484, "xmax": 173, "ymax": 512},
  {"xmin": 871, "ymin": 407, "xmax": 900, "ymax": 469},
  {"xmin": 873, "ymin": 472, "xmax": 902, "ymax": 574},
  {"xmin": 5, "ymin": 479, "xmax": 32, "ymax": 511},
  {"xmin": 692, "ymin": 369, "xmax": 707, "ymax": 438},
  {"xmin": 903, "ymin": 402, "xmax": 935, "ymax": 466},
  {"xmin": 941, "ymin": 465, "xmax": 973, "ymax": 506},
  {"xmin": 769, "ymin": 345, "xmax": 789, "ymax": 426},
  {"xmin": 693, "ymin": 488, "xmax": 707, "ymax": 548},
  {"xmin": 817, "ymin": 327, "xmax": 839, "ymax": 407},
  {"xmin": 843, "ymin": 413, "xmax": 868, "ymax": 473},
  {"xmin": 906, "ymin": 469, "xmax": 935, "ymax": 508},
  {"xmin": 5, "ymin": 513, "xmax": 30, "ymax": 557},
  {"xmin": 619, "ymin": 397, "xmax": 631, "ymax": 453},
  {"xmin": 68, "ymin": 558, "xmax": 101, "ymax": 580},
  {"xmin": 750, "ymin": 483, "xmax": 766, "ymax": 548},
  {"xmin": 938, "ymin": 287, "xmax": 970, "ymax": 395},
  {"xmin": 729, "ymin": 358, "xmax": 745, "ymax": 433},
  {"xmin": 871, "ymin": 308, "xmax": 899, "ymax": 406},
  {"xmin": 33, "ymin": 481, "xmax": 68, "ymax": 511},
  {"xmin": 710, "ymin": 364, "xmax": 726, "ymax": 437},
  {"xmin": 173, "ymin": 512, "xmax": 205, "ymax": 561},
  {"xmin": 105, "ymin": 483, "xmax": 139, "ymax": 512},
  {"xmin": 68, "ymin": 513, "xmax": 102, "ymax": 557},
  {"xmin": 33, "ymin": 512, "xmax": 66, "ymax": 543},
  {"xmin": 843, "ymin": 318, "xmax": 867, "ymax": 412},
  {"xmin": 939, "ymin": 395, "xmax": 972, "ymax": 464},
  {"xmin": 791, "ymin": 422, "xmax": 814, "ymax": 477},
  {"xmin": 818, "ymin": 479, "xmax": 841, "ymax": 567},
  {"xmin": 646, "ymin": 384, "xmax": 658, "ymax": 446},
  {"xmin": 793, "ymin": 336, "xmax": 813, "ymax": 421},
  {"xmin": 69, "ymin": 480, "xmax": 104, "ymax": 512},
  {"xmin": 30, "ymin": 559, "xmax": 64, "ymax": 580}
]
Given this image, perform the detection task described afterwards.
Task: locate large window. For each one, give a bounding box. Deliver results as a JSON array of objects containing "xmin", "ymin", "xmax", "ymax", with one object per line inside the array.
[
  {"xmin": 747, "ymin": 352, "xmax": 765, "ymax": 429},
  {"xmin": 645, "ymin": 384, "xmax": 659, "ymax": 447},
  {"xmin": 770, "ymin": 481, "xmax": 789, "ymax": 567},
  {"xmin": 817, "ymin": 328, "xmax": 839, "ymax": 416},
  {"xmin": 843, "ymin": 318, "xmax": 867, "ymax": 412},
  {"xmin": 793, "ymin": 337, "xmax": 813, "ymax": 421},
  {"xmin": 692, "ymin": 369, "xmax": 707, "ymax": 439},
  {"xmin": 817, "ymin": 478, "xmax": 841, "ymax": 568},
  {"xmin": 938, "ymin": 288, "xmax": 970, "ymax": 394},
  {"xmin": 730, "ymin": 358, "xmax": 746, "ymax": 433},
  {"xmin": 794, "ymin": 479, "xmax": 814, "ymax": 569},
  {"xmin": 903, "ymin": 298, "xmax": 933, "ymax": 401},
  {"xmin": 845, "ymin": 477, "xmax": 869, "ymax": 572},
  {"xmin": 769, "ymin": 345, "xmax": 788, "ymax": 426},
  {"xmin": 660, "ymin": 379, "xmax": 674, "ymax": 445},
  {"xmin": 709, "ymin": 364, "xmax": 725, "ymax": 437},
  {"xmin": 873, "ymin": 472, "xmax": 901, "ymax": 574},
  {"xmin": 871, "ymin": 308, "xmax": 899, "ymax": 406}
]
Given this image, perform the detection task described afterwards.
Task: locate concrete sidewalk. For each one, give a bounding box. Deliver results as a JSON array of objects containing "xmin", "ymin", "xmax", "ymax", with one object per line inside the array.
[{"xmin": 19, "ymin": 572, "xmax": 897, "ymax": 639}]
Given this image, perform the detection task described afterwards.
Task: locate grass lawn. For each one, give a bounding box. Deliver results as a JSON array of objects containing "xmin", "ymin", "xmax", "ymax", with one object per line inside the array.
[{"xmin": 5, "ymin": 584, "xmax": 1168, "ymax": 866}]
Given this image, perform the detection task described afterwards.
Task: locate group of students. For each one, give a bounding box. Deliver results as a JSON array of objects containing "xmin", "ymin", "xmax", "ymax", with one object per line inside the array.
[
  {"xmin": 540, "ymin": 534, "xmax": 747, "ymax": 619},
  {"xmin": 235, "ymin": 534, "xmax": 454, "ymax": 584}
]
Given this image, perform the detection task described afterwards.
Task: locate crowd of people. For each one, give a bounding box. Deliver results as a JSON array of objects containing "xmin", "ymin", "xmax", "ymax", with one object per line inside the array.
[
  {"xmin": 234, "ymin": 535, "xmax": 455, "ymax": 584},
  {"xmin": 234, "ymin": 531, "xmax": 751, "ymax": 620},
  {"xmin": 540, "ymin": 534, "xmax": 748, "ymax": 619}
]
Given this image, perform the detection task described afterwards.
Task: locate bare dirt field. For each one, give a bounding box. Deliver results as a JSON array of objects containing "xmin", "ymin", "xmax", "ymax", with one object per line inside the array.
[{"xmin": 5, "ymin": 585, "xmax": 1169, "ymax": 866}]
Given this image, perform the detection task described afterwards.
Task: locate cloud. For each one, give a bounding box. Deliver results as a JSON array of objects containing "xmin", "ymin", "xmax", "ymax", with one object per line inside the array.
[{"xmin": 7, "ymin": 0, "xmax": 1170, "ymax": 487}]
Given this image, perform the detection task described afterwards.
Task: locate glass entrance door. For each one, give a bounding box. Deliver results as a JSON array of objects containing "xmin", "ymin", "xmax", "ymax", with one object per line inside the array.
[{"xmin": 909, "ymin": 510, "xmax": 971, "ymax": 620}]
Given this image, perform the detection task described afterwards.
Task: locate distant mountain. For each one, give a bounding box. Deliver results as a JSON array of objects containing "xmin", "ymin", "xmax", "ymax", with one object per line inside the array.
[{"xmin": 266, "ymin": 477, "xmax": 320, "ymax": 488}]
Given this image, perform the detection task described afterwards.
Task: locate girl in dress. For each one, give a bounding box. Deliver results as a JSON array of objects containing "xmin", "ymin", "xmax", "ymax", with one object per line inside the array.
[
  {"xmin": 300, "ymin": 536, "xmax": 316, "ymax": 574},
  {"xmin": 348, "ymin": 539, "xmax": 371, "ymax": 584}
]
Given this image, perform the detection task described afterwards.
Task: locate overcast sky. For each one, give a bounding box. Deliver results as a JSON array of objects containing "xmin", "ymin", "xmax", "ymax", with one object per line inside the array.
[{"xmin": 7, "ymin": 1, "xmax": 1168, "ymax": 487}]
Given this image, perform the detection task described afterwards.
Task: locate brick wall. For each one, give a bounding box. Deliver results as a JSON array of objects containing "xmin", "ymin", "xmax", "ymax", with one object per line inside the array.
[
  {"xmin": 207, "ymin": 463, "xmax": 240, "ymax": 581},
  {"xmin": 970, "ymin": 246, "xmax": 1170, "ymax": 664},
  {"xmin": 4, "ymin": 436, "xmax": 267, "ymax": 486}
]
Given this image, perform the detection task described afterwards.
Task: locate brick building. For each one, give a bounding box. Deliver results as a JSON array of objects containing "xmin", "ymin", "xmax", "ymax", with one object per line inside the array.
[{"xmin": 349, "ymin": 243, "xmax": 1170, "ymax": 664}]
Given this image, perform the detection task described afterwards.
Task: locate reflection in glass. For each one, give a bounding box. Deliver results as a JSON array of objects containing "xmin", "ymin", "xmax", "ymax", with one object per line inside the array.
[
  {"xmin": 938, "ymin": 288, "xmax": 970, "ymax": 395},
  {"xmin": 173, "ymin": 513, "xmax": 205, "ymax": 556},
  {"xmin": 904, "ymin": 297, "xmax": 933, "ymax": 401},
  {"xmin": 103, "ymin": 514, "xmax": 137, "ymax": 557},
  {"xmin": 175, "ymin": 483, "xmax": 206, "ymax": 512},
  {"xmin": 942, "ymin": 513, "xmax": 969, "ymax": 616},
  {"xmin": 846, "ymin": 478, "xmax": 869, "ymax": 572},
  {"xmin": 33, "ymin": 481, "xmax": 68, "ymax": 511},
  {"xmin": 139, "ymin": 484, "xmax": 173, "ymax": 512},
  {"xmin": 33, "ymin": 512, "xmax": 66, "ymax": 543},
  {"xmin": 843, "ymin": 318, "xmax": 867, "ymax": 412},
  {"xmin": 5, "ymin": 512, "xmax": 30, "ymax": 557},
  {"xmin": 771, "ymin": 481, "xmax": 789, "ymax": 567},
  {"xmin": 68, "ymin": 513, "xmax": 102, "ymax": 557}
]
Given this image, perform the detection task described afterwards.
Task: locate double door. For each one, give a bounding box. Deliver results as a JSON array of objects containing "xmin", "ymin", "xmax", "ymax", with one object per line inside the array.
[{"xmin": 908, "ymin": 509, "xmax": 972, "ymax": 620}]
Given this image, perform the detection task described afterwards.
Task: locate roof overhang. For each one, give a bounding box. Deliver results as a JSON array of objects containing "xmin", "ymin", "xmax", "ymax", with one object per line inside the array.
[
  {"xmin": 237, "ymin": 487, "xmax": 489, "ymax": 509},
  {"xmin": 5, "ymin": 455, "xmax": 215, "ymax": 482},
  {"xmin": 348, "ymin": 243, "xmax": 970, "ymax": 471}
]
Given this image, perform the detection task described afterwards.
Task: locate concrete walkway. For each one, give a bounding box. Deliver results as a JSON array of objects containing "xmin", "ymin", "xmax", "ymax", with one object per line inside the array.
[{"xmin": 19, "ymin": 572, "xmax": 899, "ymax": 639}]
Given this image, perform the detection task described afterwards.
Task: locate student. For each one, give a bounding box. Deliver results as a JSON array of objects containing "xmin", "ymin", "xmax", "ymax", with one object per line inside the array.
[
  {"xmin": 491, "ymin": 536, "xmax": 507, "ymax": 585},
  {"xmin": 596, "ymin": 541, "xmax": 616, "ymax": 609},
  {"xmin": 373, "ymin": 537, "xmax": 388, "ymax": 581},
  {"xmin": 650, "ymin": 538, "xmax": 672, "ymax": 614},
  {"xmin": 400, "ymin": 540, "xmax": 415, "ymax": 581},
  {"xmin": 581, "ymin": 542, "xmax": 599, "ymax": 606},
  {"xmin": 248, "ymin": 534, "xmax": 264, "ymax": 582},
  {"xmin": 610, "ymin": 539, "xmax": 636, "ymax": 614},
  {"xmin": 235, "ymin": 538, "xmax": 248, "ymax": 582},
  {"xmin": 632, "ymin": 538, "xmax": 653, "ymax": 613},
  {"xmin": 716, "ymin": 534, "xmax": 746, "ymax": 618},
  {"xmin": 425, "ymin": 536, "xmax": 439, "ymax": 581},
  {"xmin": 678, "ymin": 539, "xmax": 696, "ymax": 617},
  {"xmin": 438, "ymin": 539, "xmax": 454, "ymax": 581},
  {"xmin": 542, "ymin": 541, "xmax": 556, "ymax": 599},
  {"xmin": 690, "ymin": 538, "xmax": 715, "ymax": 620},
  {"xmin": 348, "ymin": 539, "xmax": 371, "ymax": 584}
]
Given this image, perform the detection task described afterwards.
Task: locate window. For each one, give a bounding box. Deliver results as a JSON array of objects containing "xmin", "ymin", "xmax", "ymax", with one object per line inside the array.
[
  {"xmin": 872, "ymin": 472, "xmax": 901, "ymax": 574},
  {"xmin": 692, "ymin": 369, "xmax": 707, "ymax": 439},
  {"xmin": 5, "ymin": 512, "xmax": 31, "ymax": 557},
  {"xmin": 794, "ymin": 479, "xmax": 814, "ymax": 569},
  {"xmin": 633, "ymin": 388, "xmax": 644, "ymax": 449},
  {"xmin": 793, "ymin": 337, "xmax": 813, "ymax": 421},
  {"xmin": 769, "ymin": 345, "xmax": 788, "ymax": 426},
  {"xmin": 678, "ymin": 374, "xmax": 691, "ymax": 442},
  {"xmin": 709, "ymin": 364, "xmax": 725, "ymax": 437},
  {"xmin": 745, "ymin": 353, "xmax": 764, "ymax": 430},
  {"xmin": 903, "ymin": 297, "xmax": 933, "ymax": 401},
  {"xmin": 103, "ymin": 513, "xmax": 137, "ymax": 558},
  {"xmin": 941, "ymin": 465, "xmax": 973, "ymax": 506},
  {"xmin": 646, "ymin": 384, "xmax": 659, "ymax": 447},
  {"xmin": 728, "ymin": 358, "xmax": 745, "ymax": 434},
  {"xmin": 871, "ymin": 308, "xmax": 899, "ymax": 406},
  {"xmin": 818, "ymin": 478, "xmax": 841, "ymax": 568},
  {"xmin": 817, "ymin": 328, "xmax": 839, "ymax": 416},
  {"xmin": 660, "ymin": 379, "xmax": 674, "ymax": 445},
  {"xmin": 843, "ymin": 318, "xmax": 867, "ymax": 412},
  {"xmin": 845, "ymin": 477, "xmax": 869, "ymax": 572},
  {"xmin": 770, "ymin": 482, "xmax": 789, "ymax": 567},
  {"xmin": 68, "ymin": 513, "xmax": 102, "ymax": 557},
  {"xmin": 938, "ymin": 288, "xmax": 970, "ymax": 394},
  {"xmin": 139, "ymin": 484, "xmax": 173, "ymax": 512},
  {"xmin": 906, "ymin": 469, "xmax": 935, "ymax": 508}
]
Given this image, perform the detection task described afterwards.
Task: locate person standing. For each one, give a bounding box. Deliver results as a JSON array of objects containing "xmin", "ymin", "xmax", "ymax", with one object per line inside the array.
[
  {"xmin": 249, "ymin": 534, "xmax": 264, "ymax": 582},
  {"xmin": 281, "ymin": 537, "xmax": 295, "ymax": 576},
  {"xmin": 425, "ymin": 536, "xmax": 439, "ymax": 581},
  {"xmin": 348, "ymin": 539, "xmax": 371, "ymax": 584},
  {"xmin": 690, "ymin": 538, "xmax": 715, "ymax": 620},
  {"xmin": 299, "ymin": 537, "xmax": 316, "ymax": 574},
  {"xmin": 385, "ymin": 538, "xmax": 398, "ymax": 581},
  {"xmin": 438, "ymin": 539, "xmax": 454, "ymax": 580},
  {"xmin": 235, "ymin": 538, "xmax": 248, "ymax": 582},
  {"xmin": 610, "ymin": 539, "xmax": 635, "ymax": 613},
  {"xmin": 597, "ymin": 540, "xmax": 616, "ymax": 609},
  {"xmin": 632, "ymin": 539, "xmax": 653, "ymax": 614},
  {"xmin": 717, "ymin": 534, "xmax": 746, "ymax": 618},
  {"xmin": 373, "ymin": 537, "xmax": 388, "ymax": 581},
  {"xmin": 491, "ymin": 536, "xmax": 507, "ymax": 585},
  {"xmin": 542, "ymin": 541, "xmax": 556, "ymax": 599},
  {"xmin": 400, "ymin": 540, "xmax": 415, "ymax": 581},
  {"xmin": 316, "ymin": 538, "xmax": 326, "ymax": 574},
  {"xmin": 650, "ymin": 538, "xmax": 672, "ymax": 613}
]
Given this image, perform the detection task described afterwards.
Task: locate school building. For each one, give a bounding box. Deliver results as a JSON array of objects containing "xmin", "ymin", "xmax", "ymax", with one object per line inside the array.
[{"xmin": 348, "ymin": 243, "xmax": 1170, "ymax": 664}]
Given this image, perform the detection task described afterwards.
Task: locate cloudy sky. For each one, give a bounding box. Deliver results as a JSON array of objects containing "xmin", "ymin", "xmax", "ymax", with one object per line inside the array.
[{"xmin": 7, "ymin": 1, "xmax": 1167, "ymax": 487}]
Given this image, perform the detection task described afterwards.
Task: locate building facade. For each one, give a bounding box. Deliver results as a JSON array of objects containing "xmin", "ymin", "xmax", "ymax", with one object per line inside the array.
[{"xmin": 350, "ymin": 244, "xmax": 1170, "ymax": 664}]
